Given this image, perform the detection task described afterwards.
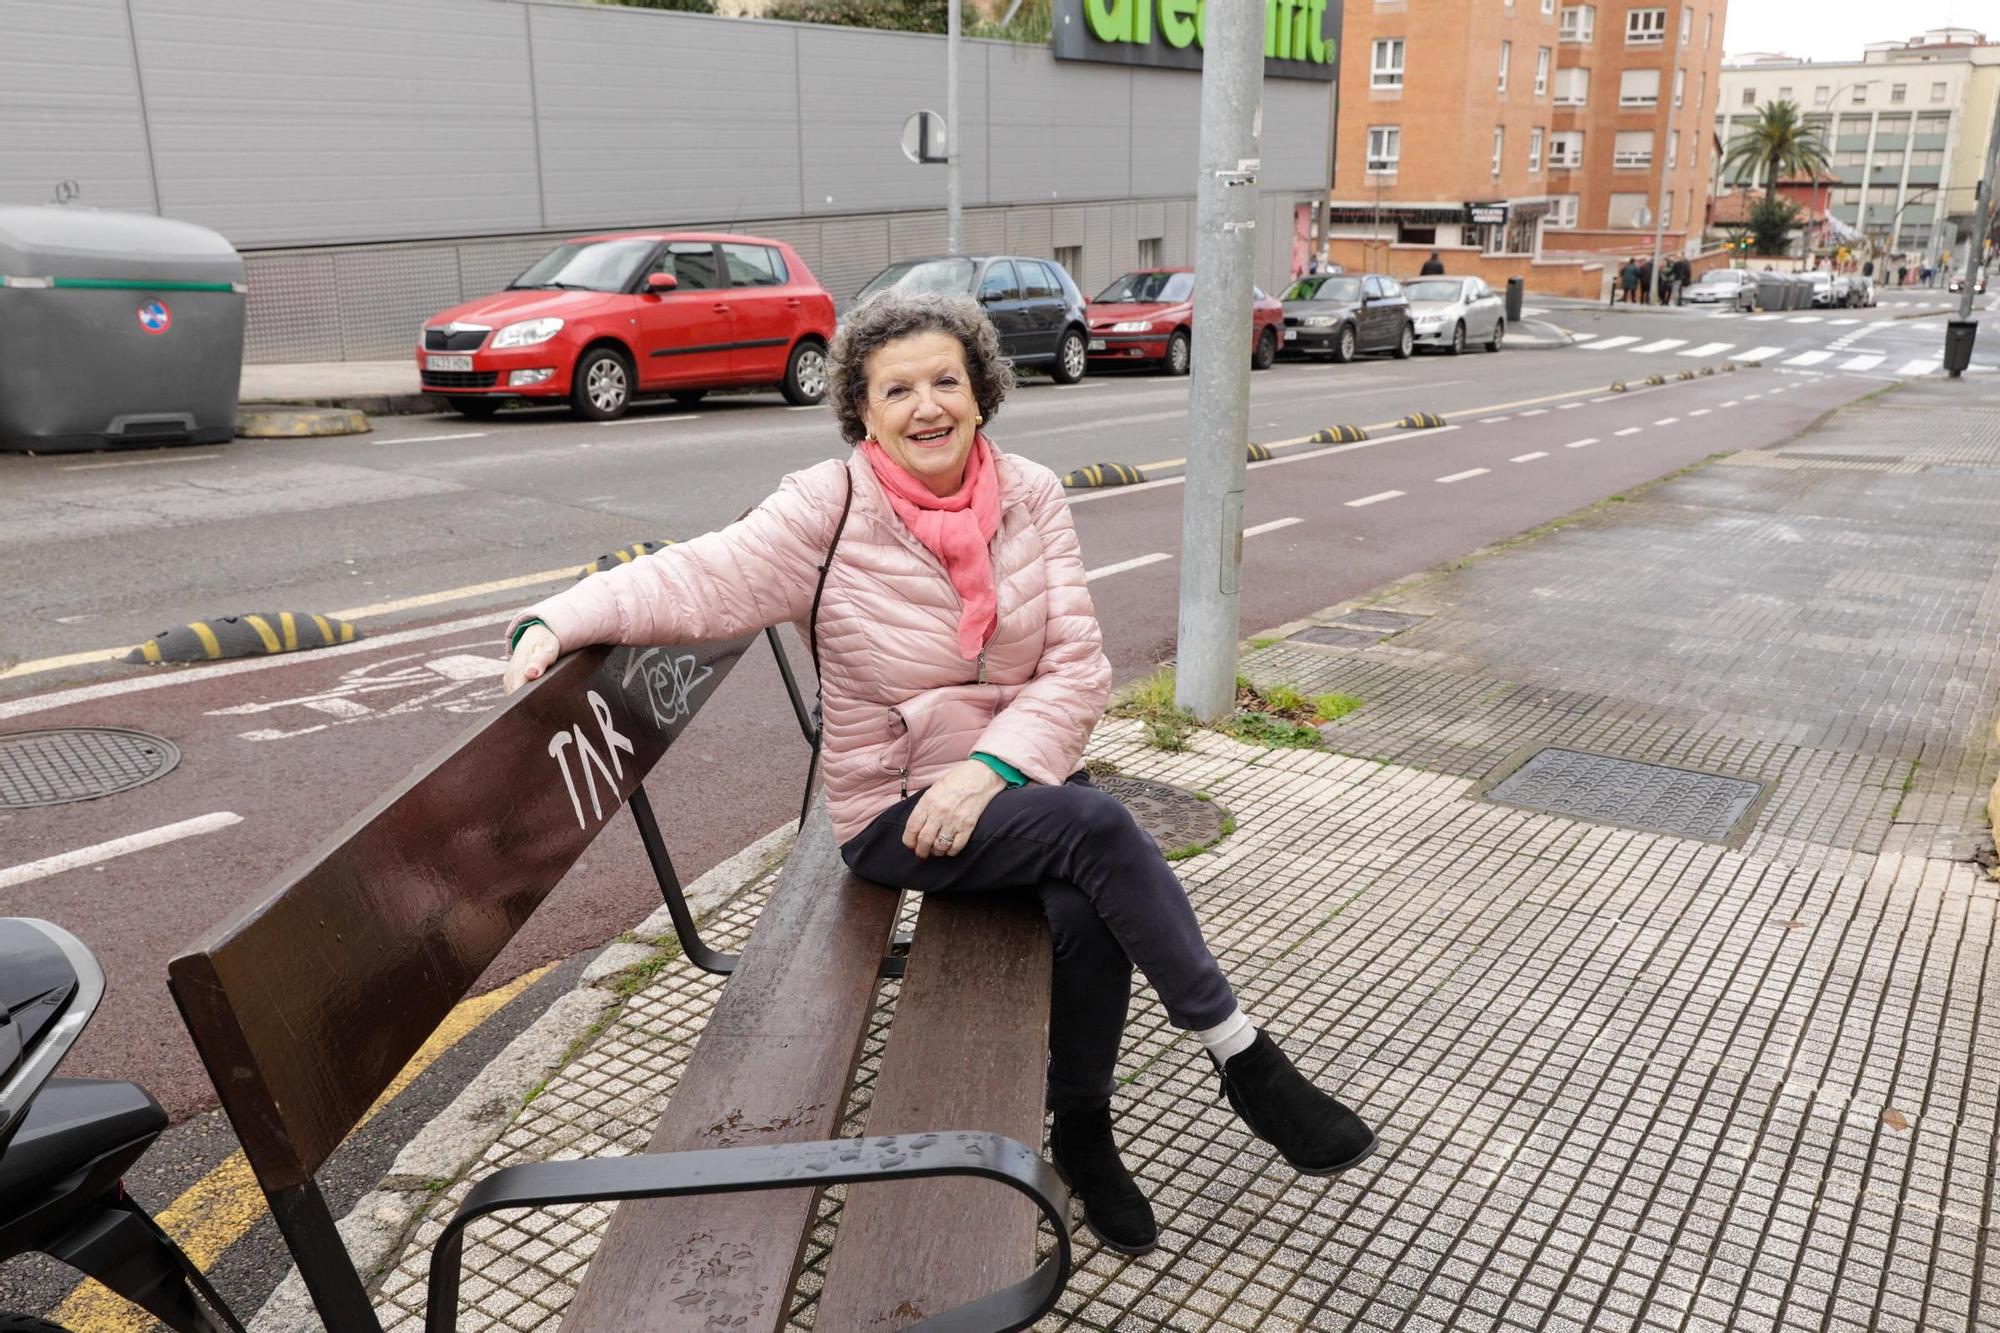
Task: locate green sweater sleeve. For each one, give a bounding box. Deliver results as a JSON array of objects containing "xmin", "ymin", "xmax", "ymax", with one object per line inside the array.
[
  {"xmin": 508, "ymin": 617, "xmax": 548, "ymax": 652},
  {"xmin": 972, "ymin": 751, "xmax": 1029, "ymax": 787}
]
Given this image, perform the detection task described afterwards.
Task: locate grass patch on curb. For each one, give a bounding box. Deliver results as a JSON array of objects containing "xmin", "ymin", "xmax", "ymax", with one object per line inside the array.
[{"xmin": 1112, "ymin": 667, "xmax": 1365, "ymax": 752}]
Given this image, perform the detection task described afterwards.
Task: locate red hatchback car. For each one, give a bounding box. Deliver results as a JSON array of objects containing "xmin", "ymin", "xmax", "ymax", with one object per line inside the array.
[
  {"xmin": 1084, "ymin": 268, "xmax": 1285, "ymax": 375},
  {"xmin": 418, "ymin": 231, "xmax": 835, "ymax": 421}
]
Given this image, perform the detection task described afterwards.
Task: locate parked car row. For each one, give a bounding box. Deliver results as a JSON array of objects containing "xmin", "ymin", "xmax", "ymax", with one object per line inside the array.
[{"xmin": 415, "ymin": 233, "xmax": 1496, "ymax": 422}]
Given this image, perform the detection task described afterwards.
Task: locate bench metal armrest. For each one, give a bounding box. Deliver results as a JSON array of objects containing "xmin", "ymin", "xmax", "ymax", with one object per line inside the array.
[{"xmin": 425, "ymin": 1132, "xmax": 1071, "ymax": 1333}]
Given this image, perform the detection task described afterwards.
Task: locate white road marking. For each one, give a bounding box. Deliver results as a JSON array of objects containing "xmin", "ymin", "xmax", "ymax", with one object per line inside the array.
[
  {"xmin": 1689, "ymin": 408, "xmax": 1712, "ymax": 417},
  {"xmin": 1744, "ymin": 393, "xmax": 1764, "ymax": 399},
  {"xmin": 1068, "ymin": 426, "xmax": 1461, "ymax": 507},
  {"xmin": 1786, "ymin": 315, "xmax": 1824, "ymax": 323},
  {"xmin": 378, "ymin": 432, "xmax": 488, "ymax": 445},
  {"xmin": 1589, "ymin": 395, "xmax": 1619, "ymax": 403},
  {"xmin": 600, "ymin": 414, "xmax": 701, "ymax": 426},
  {"xmin": 1897, "ymin": 358, "xmax": 1941, "ymax": 376},
  {"xmin": 1582, "ymin": 335, "xmax": 1642, "ymax": 350},
  {"xmin": 1479, "ymin": 416, "xmax": 1511, "ymax": 424},
  {"xmin": 1614, "ymin": 427, "xmax": 1643, "ymax": 437},
  {"xmin": 787, "ymin": 405, "xmax": 824, "ymax": 412},
  {"xmin": 1747, "ymin": 314, "xmax": 1786, "ymax": 322},
  {"xmin": 1558, "ymin": 402, "xmax": 1583, "ymax": 410},
  {"xmin": 1055, "ymin": 382, "xmax": 1109, "ymax": 390},
  {"xmin": 1841, "ymin": 354, "xmax": 1885, "ymax": 371},
  {"xmin": 1654, "ymin": 417, "xmax": 1680, "ymax": 426},
  {"xmin": 1720, "ymin": 400, "xmax": 1739, "ymax": 407},
  {"xmin": 1084, "ymin": 552, "xmax": 1172, "ymax": 580},
  {"xmin": 1436, "ymin": 468, "xmax": 1490, "ymax": 483},
  {"xmin": 1784, "ymin": 350, "xmax": 1834, "ymax": 366},
  {"xmin": 1632, "ymin": 339, "xmax": 1689, "ymax": 354},
  {"xmin": 1739, "ymin": 346, "xmax": 1786, "ymax": 360},
  {"xmin": 1243, "ymin": 516, "xmax": 1304, "ymax": 537},
  {"xmin": 1347, "ymin": 490, "xmax": 1405, "ymax": 507},
  {"xmin": 1518, "ymin": 408, "xmax": 1549, "ymax": 417},
  {"xmin": 1828, "ymin": 318, "xmax": 1861, "ymax": 325},
  {"xmin": 1511, "ymin": 452, "xmax": 1548, "ymax": 462},
  {"xmin": 1680, "ymin": 342, "xmax": 1735, "ymax": 357},
  {"xmin": 1566, "ymin": 437, "xmax": 1600, "ymax": 448},
  {"xmin": 58, "ymin": 452, "xmax": 225, "ymax": 472},
  {"xmin": 0, "ymin": 813, "xmax": 244, "ymax": 890}
]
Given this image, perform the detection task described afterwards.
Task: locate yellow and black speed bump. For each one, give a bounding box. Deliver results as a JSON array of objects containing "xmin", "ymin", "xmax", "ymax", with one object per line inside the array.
[
  {"xmin": 1739, "ymin": 360, "xmax": 1760, "ymax": 369},
  {"xmin": 580, "ymin": 540, "xmax": 675, "ymax": 577},
  {"xmin": 1396, "ymin": 412, "xmax": 1447, "ymax": 430},
  {"xmin": 1246, "ymin": 442, "xmax": 1274, "ymax": 462},
  {"xmin": 1061, "ymin": 463, "xmax": 1148, "ymax": 488},
  {"xmin": 1698, "ymin": 366, "xmax": 1715, "ymax": 376},
  {"xmin": 1675, "ymin": 369, "xmax": 1696, "ymax": 381},
  {"xmin": 1723, "ymin": 362, "xmax": 1739, "ymax": 373},
  {"xmin": 234, "ymin": 407, "xmax": 371, "ymax": 439},
  {"xmin": 127, "ymin": 612, "xmax": 358, "ymax": 664},
  {"xmin": 1310, "ymin": 425, "xmax": 1369, "ymax": 444},
  {"xmin": 1644, "ymin": 374, "xmax": 1666, "ymax": 386}
]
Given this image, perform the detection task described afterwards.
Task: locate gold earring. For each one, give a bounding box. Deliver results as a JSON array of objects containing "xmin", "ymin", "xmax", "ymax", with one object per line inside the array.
[{"xmin": 975, "ymin": 414, "xmax": 985, "ymax": 425}]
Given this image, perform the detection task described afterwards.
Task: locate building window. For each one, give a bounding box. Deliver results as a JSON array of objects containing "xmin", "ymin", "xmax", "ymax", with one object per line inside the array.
[
  {"xmin": 1054, "ymin": 245, "xmax": 1082, "ymax": 280},
  {"xmin": 1667, "ymin": 130, "xmax": 1677, "ymax": 168},
  {"xmin": 1608, "ymin": 191, "xmax": 1650, "ymax": 227},
  {"xmin": 1777, "ymin": 85, "xmax": 1791, "ymax": 100},
  {"xmin": 1674, "ymin": 68, "xmax": 1685, "ymax": 107},
  {"xmin": 1932, "ymin": 81, "xmax": 1948, "ymax": 102},
  {"xmin": 1704, "ymin": 12, "xmax": 1712, "ymax": 46},
  {"xmin": 1529, "ymin": 127, "xmax": 1545, "ymax": 172},
  {"xmin": 1622, "ymin": 69, "xmax": 1662, "ymax": 108},
  {"xmin": 1559, "ymin": 5, "xmax": 1594, "ymax": 41},
  {"xmin": 1367, "ymin": 126, "xmax": 1401, "ymax": 173},
  {"xmin": 1814, "ymin": 85, "xmax": 1829, "ymax": 106},
  {"xmin": 1136, "ymin": 238, "xmax": 1161, "ymax": 268},
  {"xmin": 1536, "ymin": 48, "xmax": 1551, "ymax": 96},
  {"xmin": 1626, "ymin": 8, "xmax": 1665, "ymax": 44},
  {"xmin": 1680, "ymin": 6, "xmax": 1690, "ymax": 41},
  {"xmin": 1741, "ymin": 85, "xmax": 1756, "ymax": 107},
  {"xmin": 1498, "ymin": 41, "xmax": 1510, "ymax": 92},
  {"xmin": 1916, "ymin": 111, "xmax": 1950, "ymax": 135},
  {"xmin": 1891, "ymin": 84, "xmax": 1906, "ymax": 104},
  {"xmin": 1554, "ymin": 66, "xmax": 1590, "ymax": 106},
  {"xmin": 1699, "ymin": 70, "xmax": 1707, "ymax": 111},
  {"xmin": 1613, "ymin": 131, "xmax": 1654, "ymax": 168},
  {"xmin": 1552, "ymin": 195, "xmax": 1580, "ymax": 227},
  {"xmin": 1493, "ymin": 127, "xmax": 1504, "ymax": 175},
  {"xmin": 1549, "ymin": 130, "xmax": 1584, "ymax": 166},
  {"xmin": 1542, "ymin": 0, "xmax": 1555, "ymax": 12},
  {"xmin": 1852, "ymin": 84, "xmax": 1868, "ymax": 105},
  {"xmin": 1371, "ymin": 38, "xmax": 1405, "ymax": 89}
]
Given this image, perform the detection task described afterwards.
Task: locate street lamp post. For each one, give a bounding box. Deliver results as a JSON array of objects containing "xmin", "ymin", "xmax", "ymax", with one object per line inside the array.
[
  {"xmin": 947, "ymin": 0, "xmax": 962, "ymax": 254},
  {"xmin": 1646, "ymin": 9, "xmax": 1684, "ymax": 303}
]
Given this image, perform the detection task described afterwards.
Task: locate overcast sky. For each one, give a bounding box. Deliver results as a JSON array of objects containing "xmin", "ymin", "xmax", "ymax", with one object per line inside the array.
[{"xmin": 1722, "ymin": 0, "xmax": 1993, "ymax": 61}]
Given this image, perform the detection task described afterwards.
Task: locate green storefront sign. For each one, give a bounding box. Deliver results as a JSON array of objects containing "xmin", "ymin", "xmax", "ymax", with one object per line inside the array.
[{"xmin": 1051, "ymin": 0, "xmax": 1340, "ymax": 82}]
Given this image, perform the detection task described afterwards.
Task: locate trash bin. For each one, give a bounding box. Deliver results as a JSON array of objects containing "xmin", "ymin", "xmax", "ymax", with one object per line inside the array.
[
  {"xmin": 1504, "ymin": 276, "xmax": 1525, "ymax": 324},
  {"xmin": 0, "ymin": 205, "xmax": 245, "ymax": 454},
  {"xmin": 1755, "ymin": 273, "xmax": 1787, "ymax": 312},
  {"xmin": 1944, "ymin": 319, "xmax": 1978, "ymax": 377}
]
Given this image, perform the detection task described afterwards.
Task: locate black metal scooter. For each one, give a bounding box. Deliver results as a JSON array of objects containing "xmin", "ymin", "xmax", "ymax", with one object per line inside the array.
[{"xmin": 1, "ymin": 918, "xmax": 243, "ymax": 1333}]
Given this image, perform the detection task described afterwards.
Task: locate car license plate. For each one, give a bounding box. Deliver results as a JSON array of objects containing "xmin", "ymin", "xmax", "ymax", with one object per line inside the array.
[
  {"xmin": 1283, "ymin": 329, "xmax": 1297, "ymax": 342},
  {"xmin": 427, "ymin": 355, "xmax": 474, "ymax": 372},
  {"xmin": 1087, "ymin": 338, "xmax": 1106, "ymax": 351}
]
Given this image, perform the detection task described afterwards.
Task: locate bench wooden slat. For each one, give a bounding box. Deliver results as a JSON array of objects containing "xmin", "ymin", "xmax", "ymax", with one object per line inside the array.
[
  {"xmin": 560, "ymin": 799, "xmax": 901, "ymax": 1331},
  {"xmin": 812, "ymin": 895, "xmax": 1052, "ymax": 1330}
]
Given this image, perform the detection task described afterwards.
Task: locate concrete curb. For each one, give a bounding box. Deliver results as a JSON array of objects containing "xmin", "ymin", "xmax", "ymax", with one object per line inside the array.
[
  {"xmin": 243, "ymin": 393, "xmax": 443, "ymax": 417},
  {"xmin": 245, "ymin": 817, "xmax": 799, "ymax": 1332},
  {"xmin": 235, "ymin": 407, "xmax": 372, "ymax": 439}
]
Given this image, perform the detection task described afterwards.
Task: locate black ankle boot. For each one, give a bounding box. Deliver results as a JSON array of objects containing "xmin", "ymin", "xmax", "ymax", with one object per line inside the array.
[
  {"xmin": 1049, "ymin": 1107, "xmax": 1159, "ymax": 1255},
  {"xmin": 1213, "ymin": 1030, "xmax": 1377, "ymax": 1176}
]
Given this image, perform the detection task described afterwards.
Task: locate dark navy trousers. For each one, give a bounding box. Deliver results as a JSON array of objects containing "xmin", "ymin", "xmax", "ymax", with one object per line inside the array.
[{"xmin": 841, "ymin": 772, "xmax": 1239, "ymax": 1113}]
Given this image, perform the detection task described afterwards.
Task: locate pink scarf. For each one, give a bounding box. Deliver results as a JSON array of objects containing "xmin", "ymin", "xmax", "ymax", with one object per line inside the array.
[{"xmin": 861, "ymin": 434, "xmax": 1001, "ymax": 660}]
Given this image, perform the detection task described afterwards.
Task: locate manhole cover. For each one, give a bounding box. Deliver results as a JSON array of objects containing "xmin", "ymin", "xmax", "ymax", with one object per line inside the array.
[
  {"xmin": 0, "ymin": 728, "xmax": 181, "ymax": 808},
  {"xmin": 1098, "ymin": 775, "xmax": 1229, "ymax": 856},
  {"xmin": 1481, "ymin": 747, "xmax": 1764, "ymax": 844},
  {"xmin": 1289, "ymin": 625, "xmax": 1385, "ymax": 649},
  {"xmin": 1333, "ymin": 610, "xmax": 1426, "ymax": 632}
]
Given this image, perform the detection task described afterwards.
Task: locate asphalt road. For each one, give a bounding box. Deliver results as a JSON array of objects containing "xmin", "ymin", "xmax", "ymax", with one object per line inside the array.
[{"xmin": 0, "ymin": 294, "xmax": 1966, "ymax": 1325}]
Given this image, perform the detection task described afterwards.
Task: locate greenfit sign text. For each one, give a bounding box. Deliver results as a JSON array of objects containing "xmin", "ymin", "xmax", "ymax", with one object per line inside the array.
[{"xmin": 1051, "ymin": 0, "xmax": 1341, "ymax": 82}]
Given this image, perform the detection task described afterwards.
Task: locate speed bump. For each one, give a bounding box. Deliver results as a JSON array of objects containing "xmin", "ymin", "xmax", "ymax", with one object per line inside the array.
[
  {"xmin": 580, "ymin": 540, "xmax": 674, "ymax": 576},
  {"xmin": 1310, "ymin": 425, "xmax": 1369, "ymax": 444},
  {"xmin": 126, "ymin": 612, "xmax": 359, "ymax": 664},
  {"xmin": 1061, "ymin": 463, "xmax": 1147, "ymax": 488},
  {"xmin": 1396, "ymin": 412, "xmax": 1447, "ymax": 430},
  {"xmin": 1247, "ymin": 442, "xmax": 1274, "ymax": 462},
  {"xmin": 234, "ymin": 407, "xmax": 371, "ymax": 439},
  {"xmin": 1698, "ymin": 366, "xmax": 1715, "ymax": 377},
  {"xmin": 1676, "ymin": 369, "xmax": 1696, "ymax": 381},
  {"xmin": 1611, "ymin": 381, "xmax": 1628, "ymax": 393},
  {"xmin": 1723, "ymin": 362, "xmax": 1739, "ymax": 373},
  {"xmin": 1644, "ymin": 374, "xmax": 1666, "ymax": 386}
]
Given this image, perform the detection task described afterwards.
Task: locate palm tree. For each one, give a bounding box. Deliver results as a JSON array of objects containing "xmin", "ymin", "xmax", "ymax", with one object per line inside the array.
[{"xmin": 1722, "ymin": 100, "xmax": 1832, "ymax": 202}]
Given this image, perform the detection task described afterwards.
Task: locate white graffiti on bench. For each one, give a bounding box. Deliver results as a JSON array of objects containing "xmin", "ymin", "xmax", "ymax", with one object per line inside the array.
[
  {"xmin": 622, "ymin": 646, "xmax": 712, "ymax": 731},
  {"xmin": 550, "ymin": 690, "xmax": 637, "ymax": 831}
]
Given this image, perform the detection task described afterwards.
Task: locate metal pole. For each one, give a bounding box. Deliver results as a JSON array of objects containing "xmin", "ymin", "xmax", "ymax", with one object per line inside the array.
[
  {"xmin": 1174, "ymin": 2, "xmax": 1265, "ymax": 722},
  {"xmin": 1955, "ymin": 88, "xmax": 2000, "ymax": 324},
  {"xmin": 947, "ymin": 0, "xmax": 962, "ymax": 254},
  {"xmin": 1647, "ymin": 5, "xmax": 1682, "ymax": 303}
]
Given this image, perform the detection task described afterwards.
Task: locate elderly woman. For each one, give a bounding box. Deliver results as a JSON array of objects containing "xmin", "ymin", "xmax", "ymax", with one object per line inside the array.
[{"xmin": 503, "ymin": 291, "xmax": 1375, "ymax": 1255}]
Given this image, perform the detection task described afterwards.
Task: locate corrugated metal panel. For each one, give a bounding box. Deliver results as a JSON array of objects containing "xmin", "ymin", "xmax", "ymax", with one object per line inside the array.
[
  {"xmin": 1130, "ymin": 67, "xmax": 1203, "ymax": 199},
  {"xmin": 334, "ymin": 245, "xmax": 462, "ymax": 360},
  {"xmin": 1135, "ymin": 201, "xmax": 1165, "ymax": 240},
  {"xmin": 1008, "ymin": 208, "xmax": 1053, "ymax": 256},
  {"xmin": 0, "ymin": 0, "xmax": 156, "ymax": 213},
  {"xmin": 1260, "ymin": 80, "xmax": 1334, "ymax": 192},
  {"xmin": 1050, "ymin": 206, "xmax": 1085, "ymax": 250},
  {"xmin": 963, "ymin": 208, "xmax": 1009, "ymax": 256},
  {"xmin": 817, "ymin": 216, "xmax": 891, "ymax": 304},
  {"xmin": 243, "ymin": 249, "xmax": 342, "ymax": 364},
  {"xmin": 741, "ymin": 219, "xmax": 823, "ymax": 284},
  {"xmin": 989, "ymin": 56, "xmax": 1130, "ymax": 206},
  {"xmin": 1110, "ymin": 204, "xmax": 1137, "ymax": 278},
  {"xmin": 534, "ymin": 6, "xmax": 802, "ymax": 229},
  {"xmin": 799, "ymin": 27, "xmax": 987, "ymax": 216},
  {"xmin": 457, "ymin": 235, "xmax": 568, "ymax": 300},
  {"xmin": 889, "ymin": 213, "xmax": 950, "ymax": 262},
  {"xmin": 1082, "ymin": 206, "xmax": 1114, "ymax": 294},
  {"xmin": 128, "ymin": 0, "xmax": 541, "ymax": 247},
  {"xmin": 1164, "ymin": 200, "xmax": 1190, "ymax": 264}
]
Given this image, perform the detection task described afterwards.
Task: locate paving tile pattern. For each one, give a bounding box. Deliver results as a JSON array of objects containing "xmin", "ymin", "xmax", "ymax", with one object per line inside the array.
[{"xmin": 363, "ymin": 384, "xmax": 2000, "ymax": 1332}]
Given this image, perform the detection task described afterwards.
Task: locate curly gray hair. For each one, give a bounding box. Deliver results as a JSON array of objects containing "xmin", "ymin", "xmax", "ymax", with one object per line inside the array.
[{"xmin": 827, "ymin": 289, "xmax": 1015, "ymax": 445}]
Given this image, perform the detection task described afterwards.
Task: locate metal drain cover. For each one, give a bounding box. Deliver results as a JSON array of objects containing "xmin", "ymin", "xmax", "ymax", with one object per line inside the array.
[
  {"xmin": 1333, "ymin": 610, "xmax": 1426, "ymax": 632},
  {"xmin": 1097, "ymin": 775, "xmax": 1229, "ymax": 856},
  {"xmin": 0, "ymin": 728, "xmax": 181, "ymax": 808},
  {"xmin": 1481, "ymin": 747, "xmax": 1764, "ymax": 844},
  {"xmin": 1289, "ymin": 626, "xmax": 1385, "ymax": 649}
]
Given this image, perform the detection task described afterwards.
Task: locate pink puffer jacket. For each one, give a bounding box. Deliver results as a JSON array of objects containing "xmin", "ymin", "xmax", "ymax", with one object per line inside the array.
[{"xmin": 512, "ymin": 443, "xmax": 1112, "ymax": 843}]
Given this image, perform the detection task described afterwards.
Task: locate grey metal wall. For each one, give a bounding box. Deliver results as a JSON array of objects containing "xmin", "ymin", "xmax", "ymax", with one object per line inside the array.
[{"xmin": 2, "ymin": 0, "xmax": 1331, "ymax": 361}]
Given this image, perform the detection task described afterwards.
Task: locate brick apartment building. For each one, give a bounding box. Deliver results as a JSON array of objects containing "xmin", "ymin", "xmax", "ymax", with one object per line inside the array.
[{"xmin": 1327, "ymin": 0, "xmax": 1728, "ymax": 287}]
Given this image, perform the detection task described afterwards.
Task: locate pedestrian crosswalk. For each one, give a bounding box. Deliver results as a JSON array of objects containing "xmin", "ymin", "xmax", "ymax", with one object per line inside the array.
[{"xmin": 1569, "ymin": 328, "xmax": 1969, "ymax": 378}]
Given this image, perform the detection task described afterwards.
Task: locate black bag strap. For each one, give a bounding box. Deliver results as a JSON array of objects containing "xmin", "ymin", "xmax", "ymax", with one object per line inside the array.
[{"xmin": 800, "ymin": 463, "xmax": 854, "ymax": 826}]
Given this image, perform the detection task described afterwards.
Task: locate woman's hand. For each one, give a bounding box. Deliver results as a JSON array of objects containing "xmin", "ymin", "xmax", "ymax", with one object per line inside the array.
[
  {"xmin": 905, "ymin": 759, "xmax": 1008, "ymax": 859},
  {"xmin": 503, "ymin": 624, "xmax": 562, "ymax": 695}
]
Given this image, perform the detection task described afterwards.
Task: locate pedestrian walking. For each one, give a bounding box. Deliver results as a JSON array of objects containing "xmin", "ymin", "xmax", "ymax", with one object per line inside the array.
[
  {"xmin": 1419, "ymin": 250, "xmax": 1445, "ymax": 275},
  {"xmin": 1620, "ymin": 258, "xmax": 1639, "ymax": 304},
  {"xmin": 1897, "ymin": 264, "xmax": 1908, "ymax": 286},
  {"xmin": 1637, "ymin": 258, "xmax": 1654, "ymax": 305},
  {"xmin": 501, "ymin": 290, "xmax": 1378, "ymax": 1258},
  {"xmin": 1670, "ymin": 257, "xmax": 1691, "ymax": 305}
]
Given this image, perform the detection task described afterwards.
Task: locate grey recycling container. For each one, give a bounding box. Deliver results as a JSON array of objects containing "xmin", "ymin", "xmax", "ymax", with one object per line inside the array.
[
  {"xmin": 0, "ymin": 205, "xmax": 246, "ymax": 453},
  {"xmin": 1754, "ymin": 272, "xmax": 1787, "ymax": 312}
]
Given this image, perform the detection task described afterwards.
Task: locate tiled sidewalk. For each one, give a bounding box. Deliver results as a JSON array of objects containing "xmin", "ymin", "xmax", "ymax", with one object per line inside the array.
[{"xmin": 357, "ymin": 375, "xmax": 2000, "ymax": 1332}]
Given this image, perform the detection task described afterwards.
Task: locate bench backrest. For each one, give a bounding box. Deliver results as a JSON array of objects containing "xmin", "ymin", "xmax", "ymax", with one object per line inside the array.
[{"xmin": 167, "ymin": 637, "xmax": 747, "ymax": 1323}]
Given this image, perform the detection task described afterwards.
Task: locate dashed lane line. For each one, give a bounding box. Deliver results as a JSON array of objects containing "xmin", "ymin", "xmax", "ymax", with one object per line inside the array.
[
  {"xmin": 0, "ymin": 813, "xmax": 244, "ymax": 890},
  {"xmin": 1654, "ymin": 417, "xmax": 1680, "ymax": 426},
  {"xmin": 1566, "ymin": 437, "xmax": 1600, "ymax": 449},
  {"xmin": 1786, "ymin": 315, "xmax": 1824, "ymax": 323},
  {"xmin": 1084, "ymin": 552, "xmax": 1173, "ymax": 580},
  {"xmin": 1479, "ymin": 416, "xmax": 1511, "ymax": 424},
  {"xmin": 1689, "ymin": 408, "xmax": 1712, "ymax": 417},
  {"xmin": 1720, "ymin": 400, "xmax": 1740, "ymax": 407},
  {"xmin": 1436, "ymin": 468, "xmax": 1491, "ymax": 483},
  {"xmin": 1243, "ymin": 516, "xmax": 1304, "ymax": 537},
  {"xmin": 376, "ymin": 432, "xmax": 488, "ymax": 445},
  {"xmin": 1346, "ymin": 490, "xmax": 1405, "ymax": 508},
  {"xmin": 1511, "ymin": 452, "xmax": 1548, "ymax": 462},
  {"xmin": 59, "ymin": 452, "xmax": 226, "ymax": 472},
  {"xmin": 1518, "ymin": 408, "xmax": 1548, "ymax": 417},
  {"xmin": 1614, "ymin": 427, "xmax": 1644, "ymax": 437}
]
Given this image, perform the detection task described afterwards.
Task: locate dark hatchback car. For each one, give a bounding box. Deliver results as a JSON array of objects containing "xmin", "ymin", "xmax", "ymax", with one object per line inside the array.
[
  {"xmin": 1279, "ymin": 272, "xmax": 1414, "ymax": 362},
  {"xmin": 854, "ymin": 255, "xmax": 1090, "ymax": 382}
]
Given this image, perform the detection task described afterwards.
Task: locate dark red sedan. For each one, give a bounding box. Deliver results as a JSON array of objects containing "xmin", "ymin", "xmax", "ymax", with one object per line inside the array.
[{"xmin": 1083, "ymin": 268, "xmax": 1284, "ymax": 375}]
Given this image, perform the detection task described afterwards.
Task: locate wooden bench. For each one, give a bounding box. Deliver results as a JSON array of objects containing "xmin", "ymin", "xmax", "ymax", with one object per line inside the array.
[{"xmin": 169, "ymin": 630, "xmax": 1073, "ymax": 1333}]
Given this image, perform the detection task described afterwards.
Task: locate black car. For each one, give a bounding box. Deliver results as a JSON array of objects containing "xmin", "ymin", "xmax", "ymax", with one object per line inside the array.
[
  {"xmin": 1279, "ymin": 272, "xmax": 1414, "ymax": 362},
  {"xmin": 854, "ymin": 255, "xmax": 1090, "ymax": 382}
]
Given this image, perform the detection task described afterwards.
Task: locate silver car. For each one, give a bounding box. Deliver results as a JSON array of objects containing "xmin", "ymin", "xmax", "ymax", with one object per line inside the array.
[
  {"xmin": 1684, "ymin": 268, "xmax": 1756, "ymax": 311},
  {"xmin": 1403, "ymin": 276, "xmax": 1505, "ymax": 354}
]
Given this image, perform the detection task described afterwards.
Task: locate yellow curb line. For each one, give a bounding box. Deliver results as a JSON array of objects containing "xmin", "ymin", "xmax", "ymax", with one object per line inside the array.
[{"xmin": 50, "ymin": 962, "xmax": 555, "ymax": 1332}]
